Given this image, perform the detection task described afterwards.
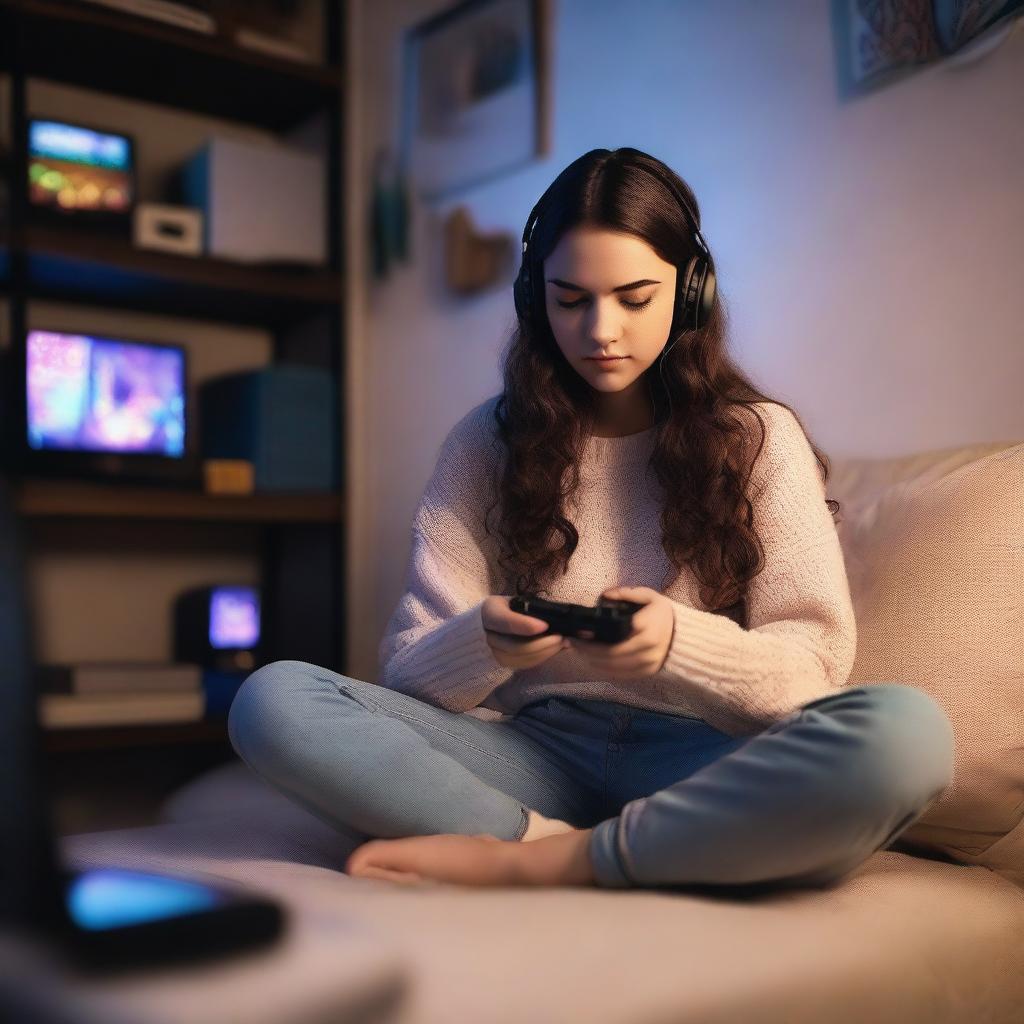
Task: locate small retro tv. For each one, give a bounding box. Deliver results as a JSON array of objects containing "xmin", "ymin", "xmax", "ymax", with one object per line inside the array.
[
  {"xmin": 175, "ymin": 585, "xmax": 262, "ymax": 673},
  {"xmin": 27, "ymin": 119, "xmax": 135, "ymax": 227},
  {"xmin": 18, "ymin": 329, "xmax": 198, "ymax": 485}
]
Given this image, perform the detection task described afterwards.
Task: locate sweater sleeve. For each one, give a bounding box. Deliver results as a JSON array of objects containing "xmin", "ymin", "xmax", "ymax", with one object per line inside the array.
[
  {"xmin": 377, "ymin": 402, "xmax": 516, "ymax": 713},
  {"xmin": 653, "ymin": 402, "xmax": 857, "ymax": 733}
]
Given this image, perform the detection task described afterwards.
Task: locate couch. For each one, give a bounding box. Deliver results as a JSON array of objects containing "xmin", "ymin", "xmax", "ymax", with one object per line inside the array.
[{"xmin": 57, "ymin": 436, "xmax": 1024, "ymax": 1023}]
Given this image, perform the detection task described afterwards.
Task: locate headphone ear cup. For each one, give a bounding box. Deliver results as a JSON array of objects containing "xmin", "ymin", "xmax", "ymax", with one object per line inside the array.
[
  {"xmin": 678, "ymin": 255, "xmax": 698, "ymax": 328},
  {"xmin": 679, "ymin": 254, "xmax": 715, "ymax": 330},
  {"xmin": 698, "ymin": 263, "xmax": 716, "ymax": 327},
  {"xmin": 514, "ymin": 264, "xmax": 532, "ymax": 321}
]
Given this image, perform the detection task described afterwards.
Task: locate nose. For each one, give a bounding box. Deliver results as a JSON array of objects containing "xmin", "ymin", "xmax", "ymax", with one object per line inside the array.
[{"xmin": 587, "ymin": 298, "xmax": 623, "ymax": 346}]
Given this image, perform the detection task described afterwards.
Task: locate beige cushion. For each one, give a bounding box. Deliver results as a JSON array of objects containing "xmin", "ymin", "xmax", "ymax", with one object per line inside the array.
[{"xmin": 829, "ymin": 441, "xmax": 1023, "ymax": 885}]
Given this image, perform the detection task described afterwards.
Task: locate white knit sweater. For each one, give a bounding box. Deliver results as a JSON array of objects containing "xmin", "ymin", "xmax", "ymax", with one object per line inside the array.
[{"xmin": 377, "ymin": 395, "xmax": 857, "ymax": 737}]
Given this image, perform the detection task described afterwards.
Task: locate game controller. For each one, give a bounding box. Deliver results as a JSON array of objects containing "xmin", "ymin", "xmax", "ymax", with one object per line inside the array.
[{"xmin": 508, "ymin": 593, "xmax": 646, "ymax": 644}]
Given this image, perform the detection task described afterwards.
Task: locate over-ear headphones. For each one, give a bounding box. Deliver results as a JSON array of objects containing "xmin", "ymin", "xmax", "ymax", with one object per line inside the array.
[{"xmin": 513, "ymin": 164, "xmax": 717, "ymax": 334}]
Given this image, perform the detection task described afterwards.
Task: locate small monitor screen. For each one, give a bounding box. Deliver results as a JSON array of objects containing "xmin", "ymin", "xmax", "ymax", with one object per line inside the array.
[
  {"xmin": 28, "ymin": 119, "xmax": 133, "ymax": 214},
  {"xmin": 209, "ymin": 586, "xmax": 261, "ymax": 649},
  {"xmin": 27, "ymin": 330, "xmax": 186, "ymax": 457},
  {"xmin": 66, "ymin": 868, "xmax": 225, "ymax": 931}
]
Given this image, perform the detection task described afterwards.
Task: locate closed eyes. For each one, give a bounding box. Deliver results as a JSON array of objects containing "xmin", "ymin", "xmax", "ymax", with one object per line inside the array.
[{"xmin": 555, "ymin": 296, "xmax": 653, "ymax": 311}]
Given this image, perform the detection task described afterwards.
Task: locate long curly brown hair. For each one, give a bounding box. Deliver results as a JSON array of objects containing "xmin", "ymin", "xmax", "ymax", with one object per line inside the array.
[{"xmin": 482, "ymin": 148, "xmax": 840, "ymax": 623}]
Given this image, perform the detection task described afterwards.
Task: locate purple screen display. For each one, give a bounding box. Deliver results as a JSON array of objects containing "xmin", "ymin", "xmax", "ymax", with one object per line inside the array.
[
  {"xmin": 26, "ymin": 330, "xmax": 185, "ymax": 456},
  {"xmin": 209, "ymin": 587, "xmax": 261, "ymax": 649}
]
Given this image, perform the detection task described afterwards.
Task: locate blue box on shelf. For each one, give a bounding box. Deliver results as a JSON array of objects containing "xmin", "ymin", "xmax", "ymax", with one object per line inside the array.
[
  {"xmin": 203, "ymin": 668, "xmax": 249, "ymax": 718},
  {"xmin": 199, "ymin": 366, "xmax": 337, "ymax": 491}
]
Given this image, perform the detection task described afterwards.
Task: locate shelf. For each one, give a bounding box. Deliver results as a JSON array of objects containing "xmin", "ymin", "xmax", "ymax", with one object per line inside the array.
[
  {"xmin": 43, "ymin": 716, "xmax": 231, "ymax": 753},
  {"xmin": 0, "ymin": 224, "xmax": 341, "ymax": 325},
  {"xmin": 16, "ymin": 479, "xmax": 343, "ymax": 523},
  {"xmin": 3, "ymin": 1, "xmax": 349, "ymax": 677},
  {"xmin": 1, "ymin": 0, "xmax": 341, "ymax": 130}
]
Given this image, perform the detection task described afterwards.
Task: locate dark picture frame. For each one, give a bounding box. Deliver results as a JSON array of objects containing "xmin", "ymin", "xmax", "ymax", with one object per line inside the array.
[{"xmin": 399, "ymin": 0, "xmax": 552, "ymax": 202}]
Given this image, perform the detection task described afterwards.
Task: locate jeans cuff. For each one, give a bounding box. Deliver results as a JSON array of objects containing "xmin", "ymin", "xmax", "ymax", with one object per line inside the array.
[
  {"xmin": 514, "ymin": 806, "xmax": 530, "ymax": 841},
  {"xmin": 587, "ymin": 816, "xmax": 633, "ymax": 888}
]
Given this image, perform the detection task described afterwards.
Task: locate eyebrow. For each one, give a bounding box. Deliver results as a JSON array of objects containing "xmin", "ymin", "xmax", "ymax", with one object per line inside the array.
[{"xmin": 546, "ymin": 277, "xmax": 661, "ymax": 293}]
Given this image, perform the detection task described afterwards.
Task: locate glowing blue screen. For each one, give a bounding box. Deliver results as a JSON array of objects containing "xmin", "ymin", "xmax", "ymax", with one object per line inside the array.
[{"xmin": 66, "ymin": 868, "xmax": 224, "ymax": 931}]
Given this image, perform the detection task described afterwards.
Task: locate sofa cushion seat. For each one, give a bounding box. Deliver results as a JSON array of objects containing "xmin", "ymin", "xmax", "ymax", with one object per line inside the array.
[{"xmin": 61, "ymin": 799, "xmax": 1024, "ymax": 1024}]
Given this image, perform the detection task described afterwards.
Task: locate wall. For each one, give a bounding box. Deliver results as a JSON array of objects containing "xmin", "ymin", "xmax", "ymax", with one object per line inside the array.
[{"xmin": 343, "ymin": 0, "xmax": 1024, "ymax": 686}]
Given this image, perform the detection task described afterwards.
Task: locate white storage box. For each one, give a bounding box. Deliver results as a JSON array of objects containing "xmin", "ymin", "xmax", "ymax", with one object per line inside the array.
[{"xmin": 182, "ymin": 137, "xmax": 327, "ymax": 265}]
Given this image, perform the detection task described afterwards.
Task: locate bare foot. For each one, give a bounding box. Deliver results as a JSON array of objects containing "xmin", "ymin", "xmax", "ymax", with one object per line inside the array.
[
  {"xmin": 345, "ymin": 829, "xmax": 597, "ymax": 888},
  {"xmin": 346, "ymin": 833, "xmax": 519, "ymax": 887}
]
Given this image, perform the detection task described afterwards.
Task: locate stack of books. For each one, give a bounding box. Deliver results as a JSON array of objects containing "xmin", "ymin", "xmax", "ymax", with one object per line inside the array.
[{"xmin": 36, "ymin": 663, "xmax": 205, "ymax": 729}]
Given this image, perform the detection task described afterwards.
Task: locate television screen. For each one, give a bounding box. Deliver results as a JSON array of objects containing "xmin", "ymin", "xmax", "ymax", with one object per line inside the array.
[
  {"xmin": 26, "ymin": 330, "xmax": 186, "ymax": 457},
  {"xmin": 28, "ymin": 120, "xmax": 134, "ymax": 215},
  {"xmin": 209, "ymin": 586, "xmax": 261, "ymax": 650}
]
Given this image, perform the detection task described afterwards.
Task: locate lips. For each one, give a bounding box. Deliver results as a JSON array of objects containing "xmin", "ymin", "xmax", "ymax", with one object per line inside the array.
[{"xmin": 588, "ymin": 356, "xmax": 627, "ymax": 362}]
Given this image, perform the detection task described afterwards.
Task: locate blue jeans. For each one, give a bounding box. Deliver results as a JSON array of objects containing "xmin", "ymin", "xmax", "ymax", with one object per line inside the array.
[{"xmin": 227, "ymin": 662, "xmax": 955, "ymax": 892}]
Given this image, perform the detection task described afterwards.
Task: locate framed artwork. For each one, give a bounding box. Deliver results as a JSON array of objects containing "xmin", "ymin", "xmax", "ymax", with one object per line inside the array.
[
  {"xmin": 831, "ymin": 0, "xmax": 1024, "ymax": 99},
  {"xmin": 399, "ymin": 0, "xmax": 552, "ymax": 202}
]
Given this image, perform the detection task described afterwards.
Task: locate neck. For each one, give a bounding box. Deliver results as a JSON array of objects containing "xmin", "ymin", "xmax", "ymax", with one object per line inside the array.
[{"xmin": 590, "ymin": 382, "xmax": 655, "ymax": 437}]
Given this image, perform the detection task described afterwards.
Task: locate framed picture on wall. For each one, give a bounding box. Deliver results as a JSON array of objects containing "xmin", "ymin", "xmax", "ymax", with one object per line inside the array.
[
  {"xmin": 399, "ymin": 0, "xmax": 552, "ymax": 202},
  {"xmin": 831, "ymin": 0, "xmax": 1024, "ymax": 99}
]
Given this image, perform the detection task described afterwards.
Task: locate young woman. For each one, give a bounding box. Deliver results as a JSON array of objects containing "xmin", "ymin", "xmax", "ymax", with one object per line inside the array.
[{"xmin": 228, "ymin": 148, "xmax": 954, "ymax": 892}]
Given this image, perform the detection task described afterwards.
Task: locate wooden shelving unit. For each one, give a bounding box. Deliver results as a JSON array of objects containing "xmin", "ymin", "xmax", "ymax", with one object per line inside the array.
[
  {"xmin": 44, "ymin": 718, "xmax": 230, "ymax": 754},
  {"xmin": 4, "ymin": 0, "xmax": 341, "ymax": 129},
  {"xmin": 1, "ymin": 0, "xmax": 347, "ymax": 775},
  {"xmin": 2, "ymin": 223, "xmax": 343, "ymax": 325},
  {"xmin": 16, "ymin": 478, "xmax": 344, "ymax": 522}
]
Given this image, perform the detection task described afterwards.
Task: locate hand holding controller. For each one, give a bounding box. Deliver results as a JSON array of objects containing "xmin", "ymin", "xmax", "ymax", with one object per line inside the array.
[{"xmin": 481, "ymin": 596, "xmax": 571, "ymax": 669}]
